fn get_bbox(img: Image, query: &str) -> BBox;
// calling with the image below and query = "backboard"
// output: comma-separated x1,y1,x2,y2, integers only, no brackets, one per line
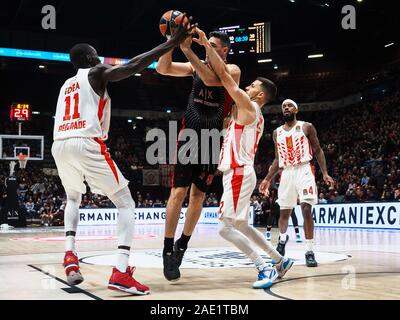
0,135,44,161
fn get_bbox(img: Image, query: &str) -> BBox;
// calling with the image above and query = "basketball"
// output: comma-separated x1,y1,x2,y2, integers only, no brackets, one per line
159,10,189,39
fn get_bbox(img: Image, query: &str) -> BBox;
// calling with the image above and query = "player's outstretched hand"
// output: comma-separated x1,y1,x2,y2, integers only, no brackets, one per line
323,174,335,188
259,178,271,197
192,27,208,46
170,14,197,46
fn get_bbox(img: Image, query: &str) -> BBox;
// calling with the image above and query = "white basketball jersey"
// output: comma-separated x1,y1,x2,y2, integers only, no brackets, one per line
276,120,313,169
53,68,111,141
218,102,264,172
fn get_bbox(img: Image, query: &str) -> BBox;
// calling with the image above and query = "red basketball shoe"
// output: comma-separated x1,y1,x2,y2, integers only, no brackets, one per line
108,266,150,295
63,251,84,285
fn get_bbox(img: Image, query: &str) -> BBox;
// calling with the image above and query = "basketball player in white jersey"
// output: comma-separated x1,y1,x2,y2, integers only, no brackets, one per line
259,99,335,267
52,16,194,294
193,28,293,288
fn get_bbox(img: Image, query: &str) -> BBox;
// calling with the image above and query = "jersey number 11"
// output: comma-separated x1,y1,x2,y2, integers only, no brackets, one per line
63,93,80,121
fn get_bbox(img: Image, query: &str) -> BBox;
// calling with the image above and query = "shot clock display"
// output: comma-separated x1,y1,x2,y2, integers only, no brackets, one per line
10,103,32,122
218,22,271,55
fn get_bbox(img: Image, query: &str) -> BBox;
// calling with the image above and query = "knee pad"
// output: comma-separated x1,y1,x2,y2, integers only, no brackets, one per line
108,187,135,209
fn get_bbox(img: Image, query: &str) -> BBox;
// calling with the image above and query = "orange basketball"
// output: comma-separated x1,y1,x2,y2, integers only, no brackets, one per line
159,10,189,39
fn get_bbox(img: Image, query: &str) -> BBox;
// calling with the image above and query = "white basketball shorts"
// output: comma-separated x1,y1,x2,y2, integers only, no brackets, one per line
52,137,129,196
219,165,256,221
277,162,318,210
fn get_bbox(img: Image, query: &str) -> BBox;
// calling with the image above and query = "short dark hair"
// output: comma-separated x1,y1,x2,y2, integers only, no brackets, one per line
208,31,231,50
257,77,277,103
69,43,93,69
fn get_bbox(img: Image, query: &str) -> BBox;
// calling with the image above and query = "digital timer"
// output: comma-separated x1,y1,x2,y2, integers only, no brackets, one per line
10,103,32,122
219,22,271,55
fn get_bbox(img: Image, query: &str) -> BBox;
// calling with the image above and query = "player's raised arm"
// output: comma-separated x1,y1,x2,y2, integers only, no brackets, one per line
156,50,194,77
194,28,252,113
180,30,240,87
95,15,195,83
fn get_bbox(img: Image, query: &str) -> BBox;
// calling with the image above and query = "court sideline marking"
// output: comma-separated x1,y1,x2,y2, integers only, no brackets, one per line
28,264,103,300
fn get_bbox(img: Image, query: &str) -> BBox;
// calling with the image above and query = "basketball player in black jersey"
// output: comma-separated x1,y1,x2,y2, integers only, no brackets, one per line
157,31,241,281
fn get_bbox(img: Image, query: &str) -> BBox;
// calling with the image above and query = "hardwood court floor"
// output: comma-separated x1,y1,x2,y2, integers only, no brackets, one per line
0,224,399,300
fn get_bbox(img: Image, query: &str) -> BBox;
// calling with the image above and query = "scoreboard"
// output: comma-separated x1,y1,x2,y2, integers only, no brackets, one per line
218,22,271,55
10,103,32,122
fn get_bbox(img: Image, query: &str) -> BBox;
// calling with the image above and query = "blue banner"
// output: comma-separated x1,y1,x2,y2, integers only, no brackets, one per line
0,47,157,69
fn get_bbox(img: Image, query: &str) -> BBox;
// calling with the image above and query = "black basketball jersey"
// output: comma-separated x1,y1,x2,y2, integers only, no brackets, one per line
182,64,233,132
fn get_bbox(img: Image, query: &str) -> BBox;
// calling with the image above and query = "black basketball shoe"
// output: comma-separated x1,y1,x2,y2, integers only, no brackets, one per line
174,240,187,268
276,235,289,257
163,251,180,282
305,251,318,267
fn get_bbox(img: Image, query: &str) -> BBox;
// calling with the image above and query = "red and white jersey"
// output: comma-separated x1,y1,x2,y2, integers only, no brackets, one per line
53,68,111,141
218,102,264,172
276,121,313,169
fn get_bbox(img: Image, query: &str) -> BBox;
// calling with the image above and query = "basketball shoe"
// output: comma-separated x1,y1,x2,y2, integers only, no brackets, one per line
253,265,279,289
265,231,271,241
63,251,84,285
305,251,318,267
276,235,289,256
275,257,294,279
163,251,180,282
173,240,187,267
295,233,303,243
108,266,150,295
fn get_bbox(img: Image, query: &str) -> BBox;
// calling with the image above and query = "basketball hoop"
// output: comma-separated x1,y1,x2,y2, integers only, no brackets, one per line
17,153,28,169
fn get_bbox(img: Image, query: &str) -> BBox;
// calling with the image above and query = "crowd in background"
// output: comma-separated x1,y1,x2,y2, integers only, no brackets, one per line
1,87,399,227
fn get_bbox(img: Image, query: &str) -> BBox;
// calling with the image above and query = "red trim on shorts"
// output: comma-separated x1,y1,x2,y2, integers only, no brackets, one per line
97,97,107,123
94,138,119,184
231,167,244,212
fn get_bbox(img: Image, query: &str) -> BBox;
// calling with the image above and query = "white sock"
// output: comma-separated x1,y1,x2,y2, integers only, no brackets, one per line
235,221,282,263
108,187,136,273
305,239,314,252
64,190,81,253
219,218,262,269
279,232,287,243
249,252,267,271
116,247,130,273
66,235,75,252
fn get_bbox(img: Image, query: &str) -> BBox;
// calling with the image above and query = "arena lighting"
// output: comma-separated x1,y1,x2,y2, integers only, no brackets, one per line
289,0,295,2
0,47,158,69
258,59,272,63
166,110,172,113
38,65,45,69
308,53,324,58
134,73,141,77
384,42,394,48
357,0,363,2
32,111,40,115
127,119,133,123
136,116,143,120
273,64,278,69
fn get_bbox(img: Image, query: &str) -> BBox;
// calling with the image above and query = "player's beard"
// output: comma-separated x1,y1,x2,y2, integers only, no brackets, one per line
283,113,295,122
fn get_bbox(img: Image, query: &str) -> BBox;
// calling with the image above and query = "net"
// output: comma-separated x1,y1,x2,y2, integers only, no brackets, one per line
17,153,28,169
